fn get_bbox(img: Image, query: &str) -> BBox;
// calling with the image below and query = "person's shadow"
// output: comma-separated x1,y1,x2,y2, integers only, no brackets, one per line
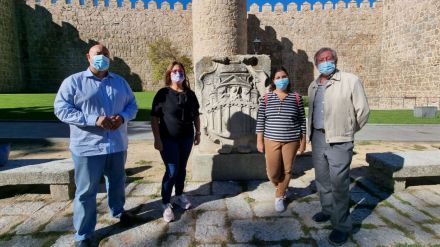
91,181,243,246
348,152,405,233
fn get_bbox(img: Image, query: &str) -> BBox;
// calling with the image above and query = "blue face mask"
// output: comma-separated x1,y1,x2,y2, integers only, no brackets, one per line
92,55,110,72
274,78,290,90
171,72,185,84
318,60,336,75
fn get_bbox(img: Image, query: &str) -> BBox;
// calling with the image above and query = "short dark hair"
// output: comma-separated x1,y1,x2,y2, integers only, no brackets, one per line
269,66,291,92
314,47,338,66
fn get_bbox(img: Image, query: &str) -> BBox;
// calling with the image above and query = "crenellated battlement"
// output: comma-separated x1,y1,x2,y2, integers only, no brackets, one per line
28,0,379,12
249,0,378,13
31,0,192,10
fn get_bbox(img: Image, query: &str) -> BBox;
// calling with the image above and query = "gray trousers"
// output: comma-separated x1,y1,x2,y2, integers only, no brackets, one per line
311,129,353,232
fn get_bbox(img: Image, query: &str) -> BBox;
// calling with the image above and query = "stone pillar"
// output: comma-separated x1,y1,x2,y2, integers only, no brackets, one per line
192,0,247,64
0,0,22,92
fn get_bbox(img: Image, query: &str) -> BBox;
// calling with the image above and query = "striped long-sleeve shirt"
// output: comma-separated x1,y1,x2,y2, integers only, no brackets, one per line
256,91,306,142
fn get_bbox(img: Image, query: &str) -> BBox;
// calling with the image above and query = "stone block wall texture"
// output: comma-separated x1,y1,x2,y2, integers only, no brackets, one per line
379,0,440,108
247,0,382,97
192,0,247,63
0,0,439,109
15,0,192,92
0,0,22,92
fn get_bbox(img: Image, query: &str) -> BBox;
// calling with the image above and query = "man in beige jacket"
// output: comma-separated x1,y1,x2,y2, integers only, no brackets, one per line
308,47,369,246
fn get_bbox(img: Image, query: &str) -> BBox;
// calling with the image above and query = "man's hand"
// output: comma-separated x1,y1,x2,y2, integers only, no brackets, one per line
154,139,163,151
194,133,201,145
257,140,264,153
96,116,114,130
110,115,124,130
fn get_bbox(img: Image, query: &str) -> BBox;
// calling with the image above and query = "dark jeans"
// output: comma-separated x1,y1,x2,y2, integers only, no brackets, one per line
160,136,194,204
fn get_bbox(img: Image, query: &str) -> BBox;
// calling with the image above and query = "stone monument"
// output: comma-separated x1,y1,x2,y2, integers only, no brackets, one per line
191,0,271,181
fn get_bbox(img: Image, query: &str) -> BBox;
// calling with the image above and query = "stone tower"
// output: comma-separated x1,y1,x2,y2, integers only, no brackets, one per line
192,0,248,64
0,0,22,92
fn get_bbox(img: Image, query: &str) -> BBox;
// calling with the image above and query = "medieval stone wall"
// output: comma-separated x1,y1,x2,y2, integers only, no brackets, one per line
247,0,382,96
16,0,192,92
1,0,440,109
0,0,22,92
378,0,440,108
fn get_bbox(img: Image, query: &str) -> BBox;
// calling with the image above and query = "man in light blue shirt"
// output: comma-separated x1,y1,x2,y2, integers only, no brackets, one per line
54,44,138,247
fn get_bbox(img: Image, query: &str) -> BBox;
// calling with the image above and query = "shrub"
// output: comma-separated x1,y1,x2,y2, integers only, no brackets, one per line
146,38,193,82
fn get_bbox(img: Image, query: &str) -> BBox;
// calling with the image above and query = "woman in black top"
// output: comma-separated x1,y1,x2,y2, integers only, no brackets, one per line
151,61,201,222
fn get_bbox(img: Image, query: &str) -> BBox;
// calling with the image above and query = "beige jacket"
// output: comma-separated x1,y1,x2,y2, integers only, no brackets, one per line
307,70,370,143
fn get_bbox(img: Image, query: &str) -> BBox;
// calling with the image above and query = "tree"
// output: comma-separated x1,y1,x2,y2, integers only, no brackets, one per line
146,38,193,83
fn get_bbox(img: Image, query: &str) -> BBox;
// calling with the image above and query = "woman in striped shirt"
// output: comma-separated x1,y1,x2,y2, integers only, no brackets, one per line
256,67,306,212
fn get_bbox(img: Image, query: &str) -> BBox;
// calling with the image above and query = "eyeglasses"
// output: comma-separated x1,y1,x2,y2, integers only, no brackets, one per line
171,70,184,73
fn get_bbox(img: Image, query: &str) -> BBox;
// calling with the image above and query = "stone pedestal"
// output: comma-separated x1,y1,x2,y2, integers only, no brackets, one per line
191,147,267,181
414,106,438,118
192,55,271,181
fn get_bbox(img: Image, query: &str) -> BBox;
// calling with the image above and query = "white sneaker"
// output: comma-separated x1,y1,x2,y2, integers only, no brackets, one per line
175,194,192,210
162,203,174,222
275,197,286,212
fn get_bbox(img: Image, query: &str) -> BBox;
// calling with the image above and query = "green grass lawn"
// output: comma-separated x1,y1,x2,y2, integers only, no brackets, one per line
0,93,439,124
0,92,155,121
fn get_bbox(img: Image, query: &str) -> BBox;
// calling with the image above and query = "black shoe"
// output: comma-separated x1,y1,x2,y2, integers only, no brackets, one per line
75,238,92,247
312,212,331,223
119,211,143,227
328,229,349,246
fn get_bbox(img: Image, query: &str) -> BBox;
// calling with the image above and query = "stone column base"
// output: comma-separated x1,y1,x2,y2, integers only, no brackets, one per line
191,149,267,181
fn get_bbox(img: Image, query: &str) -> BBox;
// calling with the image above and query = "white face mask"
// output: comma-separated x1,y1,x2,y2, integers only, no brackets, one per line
171,72,185,84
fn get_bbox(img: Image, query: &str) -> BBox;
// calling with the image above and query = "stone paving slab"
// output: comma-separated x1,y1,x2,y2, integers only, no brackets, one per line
0,215,26,235
290,200,328,229
161,235,192,247
225,194,253,219
410,189,440,206
375,206,438,244
15,201,70,235
51,234,75,247
104,221,166,247
350,207,386,226
384,195,432,222
352,227,415,247
0,235,49,247
253,201,293,218
212,181,242,195
0,201,46,216
129,183,160,197
190,195,227,211
0,180,440,246
184,182,211,196
310,229,357,247
167,211,195,234
246,181,274,202
231,218,304,242
43,216,74,232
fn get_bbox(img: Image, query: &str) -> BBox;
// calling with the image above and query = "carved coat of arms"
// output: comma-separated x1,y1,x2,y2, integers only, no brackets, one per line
195,55,270,154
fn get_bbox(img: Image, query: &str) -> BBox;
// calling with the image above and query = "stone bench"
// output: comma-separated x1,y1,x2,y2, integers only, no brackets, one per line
0,159,75,200
366,151,440,191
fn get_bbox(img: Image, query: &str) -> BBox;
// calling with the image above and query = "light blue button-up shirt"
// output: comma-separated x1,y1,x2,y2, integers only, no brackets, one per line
54,68,138,156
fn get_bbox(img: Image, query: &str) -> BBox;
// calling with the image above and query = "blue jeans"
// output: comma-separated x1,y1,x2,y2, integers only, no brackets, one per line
160,136,194,204
72,151,127,241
